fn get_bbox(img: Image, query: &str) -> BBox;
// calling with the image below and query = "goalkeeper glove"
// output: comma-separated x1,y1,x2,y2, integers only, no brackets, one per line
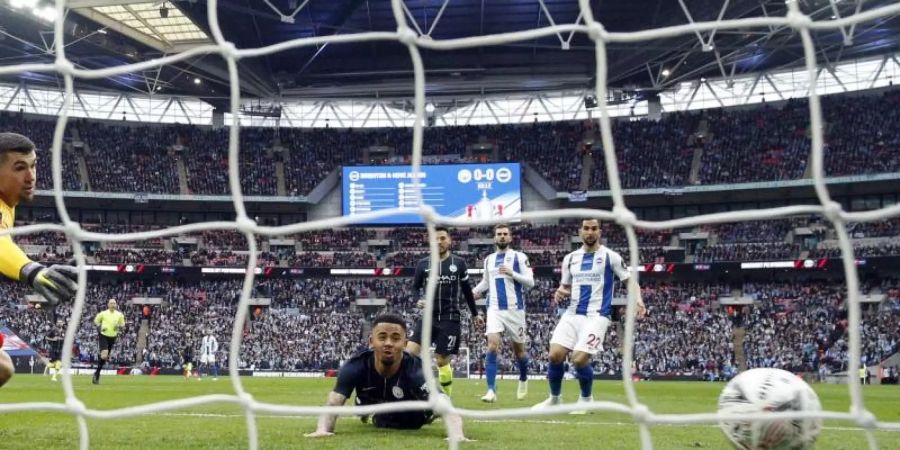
20,262,79,306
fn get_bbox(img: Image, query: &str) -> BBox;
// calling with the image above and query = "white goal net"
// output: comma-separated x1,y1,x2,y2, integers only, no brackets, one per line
1,1,900,449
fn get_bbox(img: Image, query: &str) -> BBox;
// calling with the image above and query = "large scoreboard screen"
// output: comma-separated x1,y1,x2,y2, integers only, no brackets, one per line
341,163,522,225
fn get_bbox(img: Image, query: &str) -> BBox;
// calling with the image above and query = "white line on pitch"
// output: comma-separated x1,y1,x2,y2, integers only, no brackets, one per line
149,413,898,432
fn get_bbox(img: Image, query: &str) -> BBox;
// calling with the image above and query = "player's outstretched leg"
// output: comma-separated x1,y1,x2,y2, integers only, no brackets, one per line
532,344,568,409
212,362,219,380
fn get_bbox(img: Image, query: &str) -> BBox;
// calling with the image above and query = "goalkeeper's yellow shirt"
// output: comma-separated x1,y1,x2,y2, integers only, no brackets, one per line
0,198,32,282
95,310,126,338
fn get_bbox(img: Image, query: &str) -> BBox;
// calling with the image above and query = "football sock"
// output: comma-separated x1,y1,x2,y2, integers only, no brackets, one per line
548,362,564,397
517,356,529,382
576,365,594,399
438,364,453,397
485,352,498,392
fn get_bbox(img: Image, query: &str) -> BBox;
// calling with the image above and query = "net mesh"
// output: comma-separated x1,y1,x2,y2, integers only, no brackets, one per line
1,0,899,449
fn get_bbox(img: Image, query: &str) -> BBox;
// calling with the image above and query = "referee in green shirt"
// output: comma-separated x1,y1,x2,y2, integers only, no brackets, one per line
93,299,125,385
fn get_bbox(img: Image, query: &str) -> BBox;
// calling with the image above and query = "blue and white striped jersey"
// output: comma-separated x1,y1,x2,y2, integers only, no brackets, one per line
201,335,218,356
560,246,630,317
473,250,534,311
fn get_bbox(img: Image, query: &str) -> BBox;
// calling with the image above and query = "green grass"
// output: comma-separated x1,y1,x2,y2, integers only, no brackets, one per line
1,375,898,449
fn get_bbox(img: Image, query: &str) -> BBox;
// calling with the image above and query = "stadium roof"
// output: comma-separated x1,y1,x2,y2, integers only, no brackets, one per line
78,1,210,49
0,0,899,108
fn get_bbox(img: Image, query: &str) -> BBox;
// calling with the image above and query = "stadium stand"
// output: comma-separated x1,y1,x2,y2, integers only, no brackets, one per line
1,278,895,378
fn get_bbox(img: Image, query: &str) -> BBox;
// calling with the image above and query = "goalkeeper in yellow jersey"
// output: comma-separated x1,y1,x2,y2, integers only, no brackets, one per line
0,132,78,388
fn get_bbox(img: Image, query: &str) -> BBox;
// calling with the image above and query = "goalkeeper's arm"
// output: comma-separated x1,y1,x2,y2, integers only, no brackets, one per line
0,235,77,305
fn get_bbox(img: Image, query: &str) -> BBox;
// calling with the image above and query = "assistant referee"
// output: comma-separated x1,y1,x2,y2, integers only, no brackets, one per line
93,299,125,385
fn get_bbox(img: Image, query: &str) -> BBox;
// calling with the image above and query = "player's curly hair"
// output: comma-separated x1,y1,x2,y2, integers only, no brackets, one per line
372,313,408,331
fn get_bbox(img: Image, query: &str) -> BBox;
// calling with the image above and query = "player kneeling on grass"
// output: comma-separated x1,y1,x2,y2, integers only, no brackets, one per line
305,313,469,441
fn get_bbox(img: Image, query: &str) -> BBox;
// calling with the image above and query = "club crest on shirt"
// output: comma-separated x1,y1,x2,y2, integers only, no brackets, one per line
448,264,458,273
392,386,405,399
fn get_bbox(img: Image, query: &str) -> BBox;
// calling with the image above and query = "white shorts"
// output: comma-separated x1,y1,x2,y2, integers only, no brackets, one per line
549,314,611,355
485,309,526,344
200,354,216,364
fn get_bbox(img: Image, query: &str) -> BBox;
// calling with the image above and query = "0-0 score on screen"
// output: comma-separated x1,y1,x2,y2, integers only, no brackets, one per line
457,167,512,187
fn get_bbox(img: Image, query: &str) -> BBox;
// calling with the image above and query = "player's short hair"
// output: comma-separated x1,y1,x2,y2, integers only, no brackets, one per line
372,313,408,332
0,132,36,163
434,226,450,236
494,223,510,232
581,218,601,227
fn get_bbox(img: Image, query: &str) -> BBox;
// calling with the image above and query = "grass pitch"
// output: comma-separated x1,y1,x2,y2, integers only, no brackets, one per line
0,375,898,449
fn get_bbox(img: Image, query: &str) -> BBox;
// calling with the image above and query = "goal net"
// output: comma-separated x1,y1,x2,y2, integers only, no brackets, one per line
1,1,899,449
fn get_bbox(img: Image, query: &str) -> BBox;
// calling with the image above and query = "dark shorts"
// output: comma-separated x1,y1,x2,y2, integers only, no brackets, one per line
372,410,435,430
409,319,461,356
99,334,116,354
49,351,61,362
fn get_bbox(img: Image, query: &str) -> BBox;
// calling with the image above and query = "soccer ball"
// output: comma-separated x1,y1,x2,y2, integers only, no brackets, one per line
718,368,822,450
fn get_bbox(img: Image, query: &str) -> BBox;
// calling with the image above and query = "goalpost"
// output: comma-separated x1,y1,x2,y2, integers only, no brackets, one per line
1,1,899,449
459,346,470,380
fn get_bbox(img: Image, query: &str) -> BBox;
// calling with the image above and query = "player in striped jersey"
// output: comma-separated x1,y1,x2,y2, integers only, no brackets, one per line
472,224,534,403
199,331,219,380
533,218,645,413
